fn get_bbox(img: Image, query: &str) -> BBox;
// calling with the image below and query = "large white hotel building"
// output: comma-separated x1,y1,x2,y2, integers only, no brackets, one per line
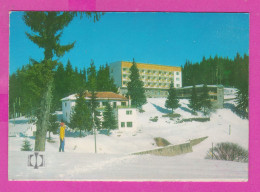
109,61,182,97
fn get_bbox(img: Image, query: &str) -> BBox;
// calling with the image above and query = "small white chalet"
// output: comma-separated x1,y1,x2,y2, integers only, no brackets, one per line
61,91,131,124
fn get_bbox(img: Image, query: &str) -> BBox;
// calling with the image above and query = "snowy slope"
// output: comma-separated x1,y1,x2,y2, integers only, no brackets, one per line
8,94,249,180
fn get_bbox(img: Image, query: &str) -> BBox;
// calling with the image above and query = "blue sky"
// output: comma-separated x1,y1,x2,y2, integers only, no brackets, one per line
10,12,249,74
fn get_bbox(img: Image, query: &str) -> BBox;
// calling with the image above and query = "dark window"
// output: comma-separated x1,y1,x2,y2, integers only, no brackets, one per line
121,122,125,128
121,102,126,106
113,102,117,108
126,110,132,115
127,122,132,127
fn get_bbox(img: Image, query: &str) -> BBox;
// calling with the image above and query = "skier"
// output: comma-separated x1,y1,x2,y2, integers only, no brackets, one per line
59,122,66,152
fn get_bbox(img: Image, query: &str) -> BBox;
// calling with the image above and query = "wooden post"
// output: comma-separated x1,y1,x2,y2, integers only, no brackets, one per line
212,142,214,159
13,102,15,126
92,113,97,154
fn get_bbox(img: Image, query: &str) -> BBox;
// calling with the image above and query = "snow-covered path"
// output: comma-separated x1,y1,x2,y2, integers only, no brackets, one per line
9,151,247,181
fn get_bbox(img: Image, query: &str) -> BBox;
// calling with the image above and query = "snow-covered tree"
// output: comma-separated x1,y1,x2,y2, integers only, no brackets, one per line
127,58,146,108
165,82,180,113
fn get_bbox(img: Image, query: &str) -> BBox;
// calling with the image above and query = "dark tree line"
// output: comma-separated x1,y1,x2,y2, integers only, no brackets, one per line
183,53,249,114
182,53,248,88
9,60,118,118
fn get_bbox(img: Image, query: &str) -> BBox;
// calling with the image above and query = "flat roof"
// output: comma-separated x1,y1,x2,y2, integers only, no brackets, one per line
120,61,182,72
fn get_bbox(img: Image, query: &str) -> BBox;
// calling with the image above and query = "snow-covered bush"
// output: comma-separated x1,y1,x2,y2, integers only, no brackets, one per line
21,139,33,151
205,142,248,163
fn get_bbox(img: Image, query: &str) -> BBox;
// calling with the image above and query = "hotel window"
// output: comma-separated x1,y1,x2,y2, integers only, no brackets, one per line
121,102,126,106
177,84,180,87
123,68,127,71
176,77,180,81
121,122,125,128
65,102,67,107
176,72,179,75
127,122,133,127
126,110,132,115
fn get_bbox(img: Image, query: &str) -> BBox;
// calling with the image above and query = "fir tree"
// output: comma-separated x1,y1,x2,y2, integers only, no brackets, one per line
21,139,33,151
87,60,101,129
70,90,91,137
23,12,75,151
199,84,212,115
102,102,118,134
189,84,199,112
23,12,101,151
48,113,59,139
165,81,180,113
127,58,146,108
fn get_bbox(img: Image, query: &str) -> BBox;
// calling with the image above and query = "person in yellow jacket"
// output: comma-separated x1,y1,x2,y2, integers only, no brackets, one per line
59,122,66,152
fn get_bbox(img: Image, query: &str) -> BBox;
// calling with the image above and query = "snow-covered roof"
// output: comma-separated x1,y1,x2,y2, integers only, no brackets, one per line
61,91,128,101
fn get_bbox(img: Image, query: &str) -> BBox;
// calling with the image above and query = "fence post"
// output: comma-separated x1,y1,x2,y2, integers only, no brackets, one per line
212,142,214,159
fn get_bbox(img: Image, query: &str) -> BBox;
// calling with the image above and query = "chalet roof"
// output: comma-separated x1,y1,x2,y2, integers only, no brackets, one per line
61,91,128,101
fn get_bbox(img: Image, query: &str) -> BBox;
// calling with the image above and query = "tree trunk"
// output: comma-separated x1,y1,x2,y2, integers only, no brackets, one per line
35,79,53,151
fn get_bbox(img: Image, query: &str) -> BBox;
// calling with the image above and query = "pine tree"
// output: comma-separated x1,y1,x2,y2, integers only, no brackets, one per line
127,58,146,108
70,90,91,137
23,12,101,151
48,113,59,139
23,12,75,151
87,60,101,129
21,139,33,151
189,84,199,112
96,64,118,92
235,54,249,117
102,102,118,134
199,84,212,115
165,81,180,113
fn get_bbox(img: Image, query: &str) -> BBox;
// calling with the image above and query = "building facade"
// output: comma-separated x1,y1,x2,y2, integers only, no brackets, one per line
61,91,130,123
117,108,138,132
175,85,224,109
109,61,182,98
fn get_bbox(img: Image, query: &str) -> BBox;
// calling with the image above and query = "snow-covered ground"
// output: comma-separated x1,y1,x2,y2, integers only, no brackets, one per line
8,88,249,181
